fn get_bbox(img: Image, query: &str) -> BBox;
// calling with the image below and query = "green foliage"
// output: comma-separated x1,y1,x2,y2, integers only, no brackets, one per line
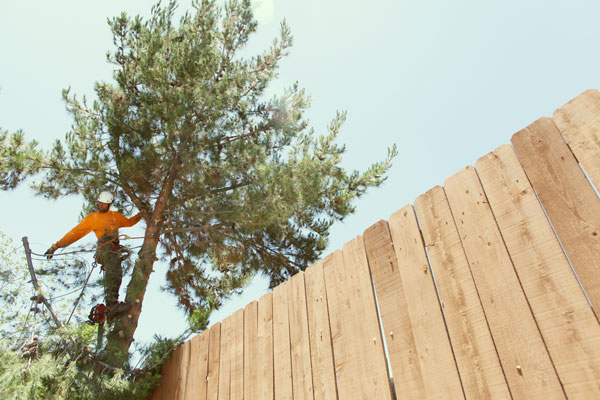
1,0,397,375
0,334,169,400
0,232,31,340
0,232,171,399
0,129,44,190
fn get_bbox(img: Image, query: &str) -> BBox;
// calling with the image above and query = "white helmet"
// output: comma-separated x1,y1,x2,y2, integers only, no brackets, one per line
97,191,114,204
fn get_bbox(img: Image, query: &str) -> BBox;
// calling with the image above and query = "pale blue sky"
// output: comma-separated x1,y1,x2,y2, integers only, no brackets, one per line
1,0,600,349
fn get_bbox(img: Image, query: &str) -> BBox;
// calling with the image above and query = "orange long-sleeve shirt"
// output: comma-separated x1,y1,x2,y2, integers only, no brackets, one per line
54,211,142,249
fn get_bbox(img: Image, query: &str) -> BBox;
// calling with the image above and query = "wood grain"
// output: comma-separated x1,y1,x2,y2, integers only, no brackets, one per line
387,207,465,399
477,143,600,398
363,219,427,399
324,238,392,400
444,165,565,399
288,272,315,400
257,292,274,400
206,323,221,400
553,89,600,191
304,261,337,400
512,117,600,318
244,301,259,400
415,186,511,399
183,330,210,400
273,279,293,400
217,315,233,400
230,309,244,400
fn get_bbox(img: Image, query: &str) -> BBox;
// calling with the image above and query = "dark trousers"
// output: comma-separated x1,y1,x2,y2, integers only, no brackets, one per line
95,234,123,311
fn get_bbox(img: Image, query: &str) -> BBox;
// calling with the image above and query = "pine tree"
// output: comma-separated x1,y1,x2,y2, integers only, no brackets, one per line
2,0,396,363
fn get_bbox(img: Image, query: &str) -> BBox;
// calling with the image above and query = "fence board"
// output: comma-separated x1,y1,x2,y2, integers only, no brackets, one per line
218,315,233,400
444,166,565,399
273,279,294,400
230,309,244,400
288,272,315,400
414,186,511,399
206,323,221,400
244,301,259,400
183,330,210,400
512,117,600,318
257,292,274,400
476,143,600,397
176,341,192,399
304,261,337,400
324,240,392,400
388,207,465,399
151,342,187,400
553,89,600,191
363,220,427,399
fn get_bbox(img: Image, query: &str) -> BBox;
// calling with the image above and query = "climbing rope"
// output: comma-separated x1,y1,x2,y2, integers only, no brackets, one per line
66,260,98,325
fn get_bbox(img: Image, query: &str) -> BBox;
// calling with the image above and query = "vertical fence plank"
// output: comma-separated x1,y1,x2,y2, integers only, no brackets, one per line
388,208,465,399
414,186,511,399
553,89,600,190
512,117,600,318
218,316,233,400
304,261,337,400
257,292,274,400
444,166,565,399
288,272,315,400
230,309,244,400
273,279,294,400
152,342,186,400
183,330,210,400
176,341,192,399
476,144,600,397
363,220,427,399
324,239,392,400
244,301,259,400
206,323,221,400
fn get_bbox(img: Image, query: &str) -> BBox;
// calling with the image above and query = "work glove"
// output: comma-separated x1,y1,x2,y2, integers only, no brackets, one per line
44,244,57,260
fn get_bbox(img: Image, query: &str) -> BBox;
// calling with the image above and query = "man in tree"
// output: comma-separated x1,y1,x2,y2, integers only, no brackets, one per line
44,191,142,320
2,0,397,364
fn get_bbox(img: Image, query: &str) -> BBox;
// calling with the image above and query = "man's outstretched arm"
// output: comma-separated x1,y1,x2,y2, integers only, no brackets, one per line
45,216,94,259
117,212,142,228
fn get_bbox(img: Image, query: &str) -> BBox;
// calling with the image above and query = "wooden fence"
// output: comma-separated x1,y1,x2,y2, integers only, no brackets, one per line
149,89,600,399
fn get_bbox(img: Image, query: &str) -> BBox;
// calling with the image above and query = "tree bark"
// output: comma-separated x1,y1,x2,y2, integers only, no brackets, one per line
104,166,178,362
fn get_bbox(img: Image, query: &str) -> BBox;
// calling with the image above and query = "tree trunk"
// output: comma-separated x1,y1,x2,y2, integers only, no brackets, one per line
104,223,161,362
104,168,178,363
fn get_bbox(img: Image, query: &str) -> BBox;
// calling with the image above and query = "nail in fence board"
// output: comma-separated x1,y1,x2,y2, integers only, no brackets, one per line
388,207,465,398
363,220,427,399
257,292,274,399
415,186,511,399
273,279,294,400
206,323,221,400
244,301,259,400
553,89,600,191
304,261,338,400
184,330,210,400
444,166,565,399
323,238,392,400
476,144,600,397
512,117,600,318
288,272,315,400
